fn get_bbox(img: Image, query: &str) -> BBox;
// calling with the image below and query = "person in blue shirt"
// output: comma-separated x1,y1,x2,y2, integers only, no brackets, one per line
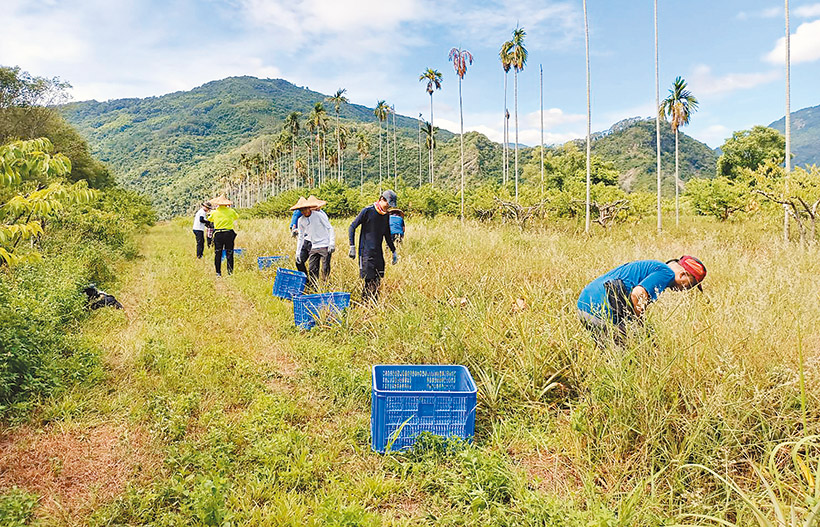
577,256,706,346
389,208,405,244
290,209,302,236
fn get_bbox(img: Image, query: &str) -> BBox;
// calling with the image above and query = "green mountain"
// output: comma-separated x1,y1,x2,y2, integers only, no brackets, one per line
587,117,719,194
60,76,719,216
769,104,820,167
60,76,448,215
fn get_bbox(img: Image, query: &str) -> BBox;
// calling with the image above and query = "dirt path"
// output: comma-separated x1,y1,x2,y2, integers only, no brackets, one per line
0,224,306,524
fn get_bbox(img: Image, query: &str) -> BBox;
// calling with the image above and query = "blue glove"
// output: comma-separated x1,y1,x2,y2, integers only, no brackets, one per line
392,251,398,265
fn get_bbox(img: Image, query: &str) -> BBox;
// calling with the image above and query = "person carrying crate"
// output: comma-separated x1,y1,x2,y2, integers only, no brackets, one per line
348,190,398,301
291,195,335,289
577,256,706,347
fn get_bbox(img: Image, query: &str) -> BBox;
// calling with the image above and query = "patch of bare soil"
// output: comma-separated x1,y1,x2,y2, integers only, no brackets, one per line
0,423,159,520
512,449,582,497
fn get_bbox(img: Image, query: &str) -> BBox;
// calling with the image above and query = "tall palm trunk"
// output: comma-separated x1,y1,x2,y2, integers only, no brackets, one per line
429,92,435,187
378,120,383,192
540,64,544,199
386,115,391,189
654,0,662,233
292,137,296,189
393,109,398,189
459,76,465,222
418,117,422,186
503,71,508,185
675,128,680,226
360,153,364,195
514,68,519,201
784,0,791,242
584,0,591,233
336,112,341,182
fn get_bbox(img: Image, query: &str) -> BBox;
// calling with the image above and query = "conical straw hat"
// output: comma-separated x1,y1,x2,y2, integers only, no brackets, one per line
210,195,233,206
304,195,327,209
289,196,310,211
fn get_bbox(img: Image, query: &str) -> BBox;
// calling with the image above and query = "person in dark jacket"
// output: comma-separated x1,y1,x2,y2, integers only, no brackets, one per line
348,190,398,301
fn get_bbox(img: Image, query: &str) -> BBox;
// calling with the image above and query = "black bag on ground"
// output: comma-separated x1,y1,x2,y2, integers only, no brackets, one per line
83,284,123,310
604,279,634,326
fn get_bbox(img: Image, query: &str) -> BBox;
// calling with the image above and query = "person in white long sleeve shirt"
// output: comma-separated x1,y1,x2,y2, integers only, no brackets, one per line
291,195,335,289
192,202,212,259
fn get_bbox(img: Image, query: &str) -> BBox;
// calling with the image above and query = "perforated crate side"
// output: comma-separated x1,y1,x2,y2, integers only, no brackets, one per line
293,292,351,329
272,268,307,299
371,365,477,452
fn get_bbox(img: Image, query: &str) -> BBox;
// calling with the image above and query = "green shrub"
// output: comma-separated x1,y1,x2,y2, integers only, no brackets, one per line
0,487,38,527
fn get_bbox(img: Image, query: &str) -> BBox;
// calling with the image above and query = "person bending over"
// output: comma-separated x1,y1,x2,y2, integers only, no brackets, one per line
577,255,706,346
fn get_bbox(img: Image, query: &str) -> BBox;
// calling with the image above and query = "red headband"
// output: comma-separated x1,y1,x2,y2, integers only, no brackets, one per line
679,255,706,283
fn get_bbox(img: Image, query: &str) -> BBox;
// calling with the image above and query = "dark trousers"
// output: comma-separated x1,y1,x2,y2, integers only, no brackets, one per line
307,247,331,289
295,240,310,275
213,230,236,275
194,230,205,258
363,276,381,302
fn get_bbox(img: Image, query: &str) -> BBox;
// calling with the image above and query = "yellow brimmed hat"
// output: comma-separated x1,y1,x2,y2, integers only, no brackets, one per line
210,195,233,206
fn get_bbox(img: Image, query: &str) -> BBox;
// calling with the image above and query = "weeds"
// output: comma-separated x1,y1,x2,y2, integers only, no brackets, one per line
9,214,819,525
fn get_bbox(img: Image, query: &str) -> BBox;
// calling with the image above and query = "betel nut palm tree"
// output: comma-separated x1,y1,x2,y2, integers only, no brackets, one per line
499,40,513,186
326,88,348,182
356,130,371,194
449,47,473,223
659,76,698,227
421,120,436,181
374,100,389,191
419,68,442,187
509,27,527,201
284,111,301,188
654,0,662,232
583,0,592,233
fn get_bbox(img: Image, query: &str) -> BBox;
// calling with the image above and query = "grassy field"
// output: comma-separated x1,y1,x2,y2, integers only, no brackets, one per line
2,215,819,526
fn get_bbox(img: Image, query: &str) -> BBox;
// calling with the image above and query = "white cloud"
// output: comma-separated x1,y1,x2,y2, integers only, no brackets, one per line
523,108,585,128
691,124,731,148
795,3,820,17
737,6,781,20
765,19,820,63
688,64,779,96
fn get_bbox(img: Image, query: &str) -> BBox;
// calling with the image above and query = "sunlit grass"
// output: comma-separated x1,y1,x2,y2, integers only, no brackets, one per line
23,214,820,525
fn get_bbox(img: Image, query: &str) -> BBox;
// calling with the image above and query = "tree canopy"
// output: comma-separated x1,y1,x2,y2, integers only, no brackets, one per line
716,125,786,180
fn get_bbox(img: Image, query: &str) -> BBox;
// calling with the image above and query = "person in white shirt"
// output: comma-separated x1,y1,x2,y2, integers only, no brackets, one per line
192,202,212,259
290,195,335,289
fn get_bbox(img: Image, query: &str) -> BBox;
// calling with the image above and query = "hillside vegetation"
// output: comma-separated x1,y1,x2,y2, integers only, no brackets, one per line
770,103,820,167
589,118,719,193
60,77,717,217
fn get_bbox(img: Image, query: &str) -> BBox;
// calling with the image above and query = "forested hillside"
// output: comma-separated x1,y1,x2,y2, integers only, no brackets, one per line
588,118,719,193
769,104,820,167
61,76,719,217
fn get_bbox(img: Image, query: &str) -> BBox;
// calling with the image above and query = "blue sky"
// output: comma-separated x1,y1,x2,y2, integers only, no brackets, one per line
2,0,819,148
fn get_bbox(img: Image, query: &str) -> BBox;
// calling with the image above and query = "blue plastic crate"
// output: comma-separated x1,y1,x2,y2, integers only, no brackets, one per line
258,255,288,270
371,365,477,452
221,247,244,259
272,268,307,299
293,292,350,330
